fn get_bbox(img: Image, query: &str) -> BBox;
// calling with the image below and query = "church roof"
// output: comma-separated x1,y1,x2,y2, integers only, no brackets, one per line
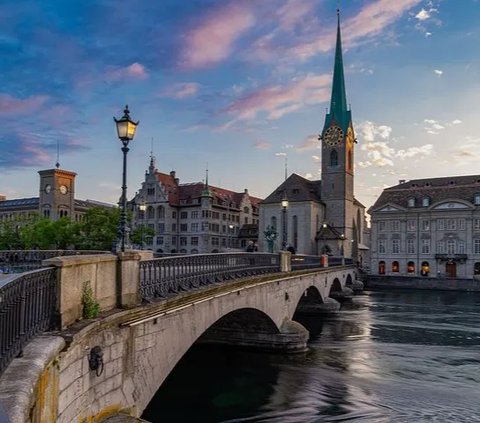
262,173,323,204
369,174,480,212
315,223,344,240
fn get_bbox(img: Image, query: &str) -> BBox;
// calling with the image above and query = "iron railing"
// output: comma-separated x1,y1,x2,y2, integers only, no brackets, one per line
291,254,325,271
0,250,109,274
0,268,57,376
140,252,281,299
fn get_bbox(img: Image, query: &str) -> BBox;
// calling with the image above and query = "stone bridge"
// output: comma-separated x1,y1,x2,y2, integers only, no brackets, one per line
0,252,358,423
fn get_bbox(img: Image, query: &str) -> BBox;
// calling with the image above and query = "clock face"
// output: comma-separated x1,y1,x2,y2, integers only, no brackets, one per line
59,185,68,194
324,125,344,146
44,184,51,194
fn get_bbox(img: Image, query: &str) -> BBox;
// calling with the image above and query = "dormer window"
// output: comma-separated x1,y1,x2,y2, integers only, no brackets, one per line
475,193,480,205
422,197,430,207
408,198,415,207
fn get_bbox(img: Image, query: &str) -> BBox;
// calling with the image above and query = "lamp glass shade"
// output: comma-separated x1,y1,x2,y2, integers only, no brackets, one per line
139,204,146,212
281,199,289,208
116,119,138,141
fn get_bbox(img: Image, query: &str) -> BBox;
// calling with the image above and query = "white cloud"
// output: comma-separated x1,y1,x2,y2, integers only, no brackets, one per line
415,8,431,21
357,120,434,168
452,119,462,125
253,139,271,150
297,134,319,151
434,69,443,75
275,152,287,157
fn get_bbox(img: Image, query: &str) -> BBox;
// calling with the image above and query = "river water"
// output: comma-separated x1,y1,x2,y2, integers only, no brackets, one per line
142,290,480,422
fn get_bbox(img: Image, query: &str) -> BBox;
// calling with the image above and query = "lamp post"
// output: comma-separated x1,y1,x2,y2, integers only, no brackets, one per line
114,105,139,253
139,203,146,250
281,194,289,250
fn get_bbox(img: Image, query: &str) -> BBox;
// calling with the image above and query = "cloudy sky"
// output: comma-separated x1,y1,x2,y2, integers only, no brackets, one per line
1,0,479,211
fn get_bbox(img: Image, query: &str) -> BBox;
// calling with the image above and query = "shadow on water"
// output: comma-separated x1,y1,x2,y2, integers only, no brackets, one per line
142,290,480,423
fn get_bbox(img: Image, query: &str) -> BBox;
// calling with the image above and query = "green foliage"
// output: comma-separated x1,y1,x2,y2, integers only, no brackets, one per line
82,281,100,319
73,207,120,250
130,225,155,247
0,206,120,251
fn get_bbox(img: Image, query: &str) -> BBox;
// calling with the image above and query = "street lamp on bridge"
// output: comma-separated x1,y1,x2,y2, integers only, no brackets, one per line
281,193,289,250
114,105,139,253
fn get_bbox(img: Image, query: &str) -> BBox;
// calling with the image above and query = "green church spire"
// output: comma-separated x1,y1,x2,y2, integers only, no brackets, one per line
330,10,348,119
322,9,351,134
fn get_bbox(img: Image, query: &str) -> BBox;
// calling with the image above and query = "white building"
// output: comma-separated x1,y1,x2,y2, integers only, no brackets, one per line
369,175,480,279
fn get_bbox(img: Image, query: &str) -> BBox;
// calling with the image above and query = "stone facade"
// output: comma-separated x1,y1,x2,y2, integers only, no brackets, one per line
0,167,113,224
369,175,480,279
130,157,262,254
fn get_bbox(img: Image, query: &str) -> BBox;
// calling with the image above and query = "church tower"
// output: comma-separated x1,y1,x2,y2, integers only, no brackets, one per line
320,10,356,245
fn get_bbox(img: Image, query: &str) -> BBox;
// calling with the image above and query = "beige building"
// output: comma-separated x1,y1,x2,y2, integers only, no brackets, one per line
131,156,262,254
0,166,111,223
259,12,369,262
369,175,480,279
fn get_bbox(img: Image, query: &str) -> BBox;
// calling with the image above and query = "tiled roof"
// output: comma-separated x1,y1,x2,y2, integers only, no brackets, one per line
315,223,344,240
157,171,263,209
369,174,480,212
262,173,323,204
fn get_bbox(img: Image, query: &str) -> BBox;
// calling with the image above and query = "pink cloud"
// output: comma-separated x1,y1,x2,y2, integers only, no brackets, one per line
224,74,330,121
180,2,255,69
253,0,421,62
0,94,49,116
160,82,200,99
106,62,148,82
344,0,422,43
276,0,318,31
253,139,271,150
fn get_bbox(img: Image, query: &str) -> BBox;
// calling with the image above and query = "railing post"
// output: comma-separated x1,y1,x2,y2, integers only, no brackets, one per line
279,251,291,272
118,250,153,307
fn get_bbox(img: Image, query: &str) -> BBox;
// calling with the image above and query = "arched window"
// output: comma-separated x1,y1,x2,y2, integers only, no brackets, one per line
271,216,277,230
392,261,400,272
422,197,430,207
147,206,155,219
407,261,415,273
157,206,165,219
330,150,338,167
379,261,386,275
191,249,199,254
474,262,480,275
421,261,430,276
408,198,415,207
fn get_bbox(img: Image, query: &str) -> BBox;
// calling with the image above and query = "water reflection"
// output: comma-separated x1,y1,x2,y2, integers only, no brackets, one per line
142,290,480,422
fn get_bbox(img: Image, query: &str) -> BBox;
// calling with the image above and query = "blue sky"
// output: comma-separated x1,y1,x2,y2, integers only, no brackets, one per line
1,0,479,210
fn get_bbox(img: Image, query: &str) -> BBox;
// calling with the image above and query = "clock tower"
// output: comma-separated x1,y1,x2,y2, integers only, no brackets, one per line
38,167,76,220
320,10,356,246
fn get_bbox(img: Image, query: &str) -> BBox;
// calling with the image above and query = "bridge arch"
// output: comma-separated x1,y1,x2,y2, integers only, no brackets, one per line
345,274,353,286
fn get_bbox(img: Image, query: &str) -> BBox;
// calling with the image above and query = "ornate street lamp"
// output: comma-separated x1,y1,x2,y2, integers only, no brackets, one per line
281,193,289,250
114,105,139,253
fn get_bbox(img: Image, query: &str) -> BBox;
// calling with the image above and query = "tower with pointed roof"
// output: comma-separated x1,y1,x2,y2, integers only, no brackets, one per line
320,9,356,253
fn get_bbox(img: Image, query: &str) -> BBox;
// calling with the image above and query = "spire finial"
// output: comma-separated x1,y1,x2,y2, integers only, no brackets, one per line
284,156,288,181
55,140,60,168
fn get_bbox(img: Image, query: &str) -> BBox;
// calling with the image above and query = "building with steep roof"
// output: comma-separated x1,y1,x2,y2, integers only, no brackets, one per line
369,175,480,279
130,155,262,253
258,11,368,261
0,166,113,224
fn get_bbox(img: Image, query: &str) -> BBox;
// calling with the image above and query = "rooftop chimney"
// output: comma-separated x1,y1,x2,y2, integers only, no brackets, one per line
170,171,176,178
399,179,406,184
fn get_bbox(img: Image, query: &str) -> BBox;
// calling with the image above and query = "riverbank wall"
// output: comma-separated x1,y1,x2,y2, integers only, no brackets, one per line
366,275,480,292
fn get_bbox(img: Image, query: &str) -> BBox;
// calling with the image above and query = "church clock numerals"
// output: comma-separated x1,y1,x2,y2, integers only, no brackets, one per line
323,125,344,147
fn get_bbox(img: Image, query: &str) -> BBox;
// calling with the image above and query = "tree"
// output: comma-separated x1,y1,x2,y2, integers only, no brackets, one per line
131,225,155,249
73,207,120,251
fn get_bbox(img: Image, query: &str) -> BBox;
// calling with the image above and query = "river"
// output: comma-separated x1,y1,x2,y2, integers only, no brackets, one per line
142,290,480,422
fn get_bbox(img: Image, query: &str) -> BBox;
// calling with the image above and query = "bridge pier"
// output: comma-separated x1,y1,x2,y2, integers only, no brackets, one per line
198,317,309,353
296,296,341,314
330,286,354,302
